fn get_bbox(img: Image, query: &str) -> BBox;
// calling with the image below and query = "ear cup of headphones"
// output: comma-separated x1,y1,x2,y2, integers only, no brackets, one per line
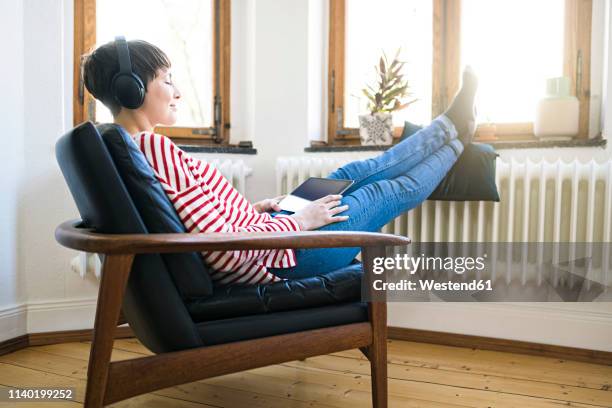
111,72,145,109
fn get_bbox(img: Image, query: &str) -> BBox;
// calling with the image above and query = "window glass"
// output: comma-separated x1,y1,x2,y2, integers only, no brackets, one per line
95,0,213,127
461,0,565,124
344,0,433,127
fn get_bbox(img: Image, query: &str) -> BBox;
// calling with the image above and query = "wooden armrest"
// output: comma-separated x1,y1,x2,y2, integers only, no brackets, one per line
55,219,411,255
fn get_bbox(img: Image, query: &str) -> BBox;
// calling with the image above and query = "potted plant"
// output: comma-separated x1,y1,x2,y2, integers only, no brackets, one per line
359,49,416,146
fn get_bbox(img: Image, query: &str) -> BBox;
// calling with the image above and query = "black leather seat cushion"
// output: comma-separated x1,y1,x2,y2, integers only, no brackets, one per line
196,302,368,346
187,262,363,322
97,123,214,300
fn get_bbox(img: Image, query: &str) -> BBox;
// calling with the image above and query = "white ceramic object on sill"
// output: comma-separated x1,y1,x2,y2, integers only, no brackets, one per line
534,77,579,138
359,112,393,145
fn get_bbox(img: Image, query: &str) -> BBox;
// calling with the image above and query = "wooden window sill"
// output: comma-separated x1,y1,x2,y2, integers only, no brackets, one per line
305,137,606,152
481,137,606,150
177,144,257,154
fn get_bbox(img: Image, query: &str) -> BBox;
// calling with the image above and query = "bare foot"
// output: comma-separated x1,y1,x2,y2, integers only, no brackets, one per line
445,66,478,145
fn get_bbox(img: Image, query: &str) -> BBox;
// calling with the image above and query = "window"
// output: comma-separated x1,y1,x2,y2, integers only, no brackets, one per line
327,0,593,146
73,0,231,145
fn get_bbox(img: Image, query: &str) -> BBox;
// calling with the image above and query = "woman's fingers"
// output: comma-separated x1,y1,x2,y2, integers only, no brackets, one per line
292,194,348,229
330,204,349,215
272,196,285,211
325,200,342,209
329,215,349,223
327,204,349,223
317,194,342,203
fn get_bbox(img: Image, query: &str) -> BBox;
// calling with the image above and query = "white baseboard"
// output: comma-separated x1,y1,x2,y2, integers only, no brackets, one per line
0,298,96,342
389,302,612,352
0,304,27,342
26,298,96,333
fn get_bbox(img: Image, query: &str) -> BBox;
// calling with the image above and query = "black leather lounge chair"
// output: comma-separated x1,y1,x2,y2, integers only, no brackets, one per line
54,121,410,407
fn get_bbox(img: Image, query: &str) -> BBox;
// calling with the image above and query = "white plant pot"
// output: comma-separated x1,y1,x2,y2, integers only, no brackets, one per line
359,113,393,146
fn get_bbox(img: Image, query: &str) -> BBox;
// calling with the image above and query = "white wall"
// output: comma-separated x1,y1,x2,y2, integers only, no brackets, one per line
0,0,26,339
0,0,610,351
307,0,328,143
21,0,101,333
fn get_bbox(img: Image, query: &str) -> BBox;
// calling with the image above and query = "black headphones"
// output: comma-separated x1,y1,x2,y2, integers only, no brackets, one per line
110,36,145,109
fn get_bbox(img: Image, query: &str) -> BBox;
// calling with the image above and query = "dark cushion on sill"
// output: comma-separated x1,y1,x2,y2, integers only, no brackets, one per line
187,262,363,322
430,142,500,201
401,121,500,202
97,123,214,300
196,302,368,346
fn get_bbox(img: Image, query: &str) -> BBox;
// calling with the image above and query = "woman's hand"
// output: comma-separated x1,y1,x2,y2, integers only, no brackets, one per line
253,195,286,213
290,194,349,231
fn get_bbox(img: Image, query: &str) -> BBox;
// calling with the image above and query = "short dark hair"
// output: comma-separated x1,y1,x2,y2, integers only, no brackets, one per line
82,39,171,116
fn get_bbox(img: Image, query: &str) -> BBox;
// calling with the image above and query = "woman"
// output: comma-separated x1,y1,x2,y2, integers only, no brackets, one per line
83,39,477,286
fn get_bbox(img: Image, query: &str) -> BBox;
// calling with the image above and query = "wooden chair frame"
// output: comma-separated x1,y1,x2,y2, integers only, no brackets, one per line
55,219,411,407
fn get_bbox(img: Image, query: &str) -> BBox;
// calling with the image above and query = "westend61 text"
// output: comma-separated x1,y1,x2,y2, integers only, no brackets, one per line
372,279,493,291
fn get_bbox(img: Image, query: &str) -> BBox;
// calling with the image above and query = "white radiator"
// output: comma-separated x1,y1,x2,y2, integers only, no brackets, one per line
276,156,612,243
277,156,612,292
72,159,252,279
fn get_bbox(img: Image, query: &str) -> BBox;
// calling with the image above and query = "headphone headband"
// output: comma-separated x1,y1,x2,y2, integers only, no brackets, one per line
114,36,132,75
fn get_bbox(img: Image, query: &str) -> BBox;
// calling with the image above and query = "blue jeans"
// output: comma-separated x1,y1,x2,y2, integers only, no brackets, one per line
269,115,463,279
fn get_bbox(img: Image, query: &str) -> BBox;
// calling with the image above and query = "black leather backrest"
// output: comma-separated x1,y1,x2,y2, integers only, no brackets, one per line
97,123,214,300
55,122,203,352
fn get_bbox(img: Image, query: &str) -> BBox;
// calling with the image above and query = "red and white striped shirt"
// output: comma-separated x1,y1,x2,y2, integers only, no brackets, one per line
132,132,299,285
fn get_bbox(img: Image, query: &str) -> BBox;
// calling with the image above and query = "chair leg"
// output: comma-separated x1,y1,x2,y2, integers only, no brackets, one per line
369,302,388,408
361,245,389,408
84,254,133,408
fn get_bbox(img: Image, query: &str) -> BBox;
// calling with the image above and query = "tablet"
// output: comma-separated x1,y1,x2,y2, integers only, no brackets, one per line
278,177,354,212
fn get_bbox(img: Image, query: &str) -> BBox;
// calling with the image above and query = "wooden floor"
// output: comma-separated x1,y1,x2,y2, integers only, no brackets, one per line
0,337,611,407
